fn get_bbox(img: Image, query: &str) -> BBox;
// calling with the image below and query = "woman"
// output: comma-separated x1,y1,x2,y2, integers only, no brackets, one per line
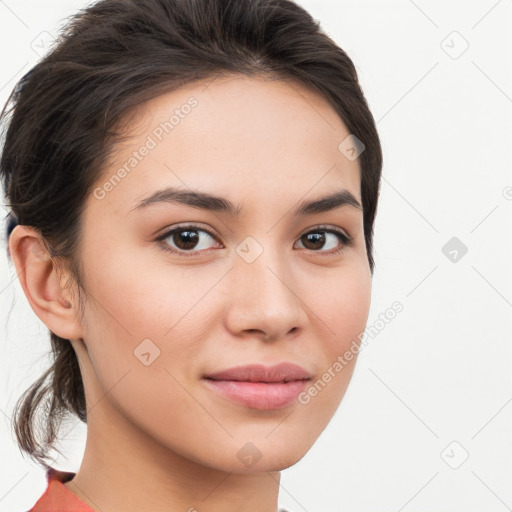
2,0,382,510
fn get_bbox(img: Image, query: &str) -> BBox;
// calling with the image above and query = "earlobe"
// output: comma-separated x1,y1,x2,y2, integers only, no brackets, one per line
8,225,83,341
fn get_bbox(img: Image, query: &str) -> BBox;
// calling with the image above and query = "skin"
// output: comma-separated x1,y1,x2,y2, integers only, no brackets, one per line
10,74,372,512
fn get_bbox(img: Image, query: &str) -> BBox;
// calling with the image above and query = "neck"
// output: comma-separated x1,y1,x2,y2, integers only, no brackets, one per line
64,402,282,512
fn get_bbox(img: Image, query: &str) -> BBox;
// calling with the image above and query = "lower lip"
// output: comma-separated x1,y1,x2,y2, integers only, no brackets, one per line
202,378,310,410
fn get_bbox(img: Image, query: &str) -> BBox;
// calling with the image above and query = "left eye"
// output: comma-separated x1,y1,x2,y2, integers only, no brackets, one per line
296,227,352,253
156,224,353,256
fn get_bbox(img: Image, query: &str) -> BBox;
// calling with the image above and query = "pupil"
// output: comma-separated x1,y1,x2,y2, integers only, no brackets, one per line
304,232,324,249
176,229,198,249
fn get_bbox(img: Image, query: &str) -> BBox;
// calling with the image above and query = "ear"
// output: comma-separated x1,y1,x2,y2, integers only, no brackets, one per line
8,225,84,341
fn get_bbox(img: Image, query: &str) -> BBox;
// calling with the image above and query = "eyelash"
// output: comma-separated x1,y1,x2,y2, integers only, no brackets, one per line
155,223,354,258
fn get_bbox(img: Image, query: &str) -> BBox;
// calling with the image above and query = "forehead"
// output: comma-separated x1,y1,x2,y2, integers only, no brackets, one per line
88,74,362,219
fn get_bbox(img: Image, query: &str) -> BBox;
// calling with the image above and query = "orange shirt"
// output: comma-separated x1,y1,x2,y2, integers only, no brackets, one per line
28,466,293,512
28,467,94,512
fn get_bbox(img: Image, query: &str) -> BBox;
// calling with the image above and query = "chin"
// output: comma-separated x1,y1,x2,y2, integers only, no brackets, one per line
214,452,308,475
213,435,315,474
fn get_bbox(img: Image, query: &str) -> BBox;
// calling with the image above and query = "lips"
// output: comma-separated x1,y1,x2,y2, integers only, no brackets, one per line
202,363,312,410
203,363,312,383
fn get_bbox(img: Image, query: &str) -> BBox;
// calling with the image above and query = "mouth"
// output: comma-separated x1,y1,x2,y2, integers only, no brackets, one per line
203,362,312,382
202,363,312,410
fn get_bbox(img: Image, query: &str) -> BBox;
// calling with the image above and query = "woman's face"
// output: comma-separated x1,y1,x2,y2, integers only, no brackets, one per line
70,74,372,473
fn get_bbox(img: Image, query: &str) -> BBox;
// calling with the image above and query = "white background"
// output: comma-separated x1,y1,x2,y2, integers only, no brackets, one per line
0,1,511,511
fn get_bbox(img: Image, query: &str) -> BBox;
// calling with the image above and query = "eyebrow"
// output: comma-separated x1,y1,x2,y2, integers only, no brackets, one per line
130,186,362,216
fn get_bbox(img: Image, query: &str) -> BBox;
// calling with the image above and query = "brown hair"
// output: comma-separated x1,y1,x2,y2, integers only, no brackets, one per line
0,0,382,469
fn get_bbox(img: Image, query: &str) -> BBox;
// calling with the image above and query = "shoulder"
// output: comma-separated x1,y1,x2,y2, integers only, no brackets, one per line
27,467,94,512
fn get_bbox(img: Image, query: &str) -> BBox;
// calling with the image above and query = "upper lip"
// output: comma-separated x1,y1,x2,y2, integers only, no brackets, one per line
203,363,312,383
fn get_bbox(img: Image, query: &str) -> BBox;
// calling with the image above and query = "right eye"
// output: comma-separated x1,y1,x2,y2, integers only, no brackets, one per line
155,224,221,256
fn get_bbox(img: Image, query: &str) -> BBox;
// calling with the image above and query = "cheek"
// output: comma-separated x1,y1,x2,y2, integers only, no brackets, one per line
295,270,371,431
79,245,218,390
82,238,192,336
78,252,209,425
310,264,372,352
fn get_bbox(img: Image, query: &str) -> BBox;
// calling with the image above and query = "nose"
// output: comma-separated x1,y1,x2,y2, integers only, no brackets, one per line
223,243,308,342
